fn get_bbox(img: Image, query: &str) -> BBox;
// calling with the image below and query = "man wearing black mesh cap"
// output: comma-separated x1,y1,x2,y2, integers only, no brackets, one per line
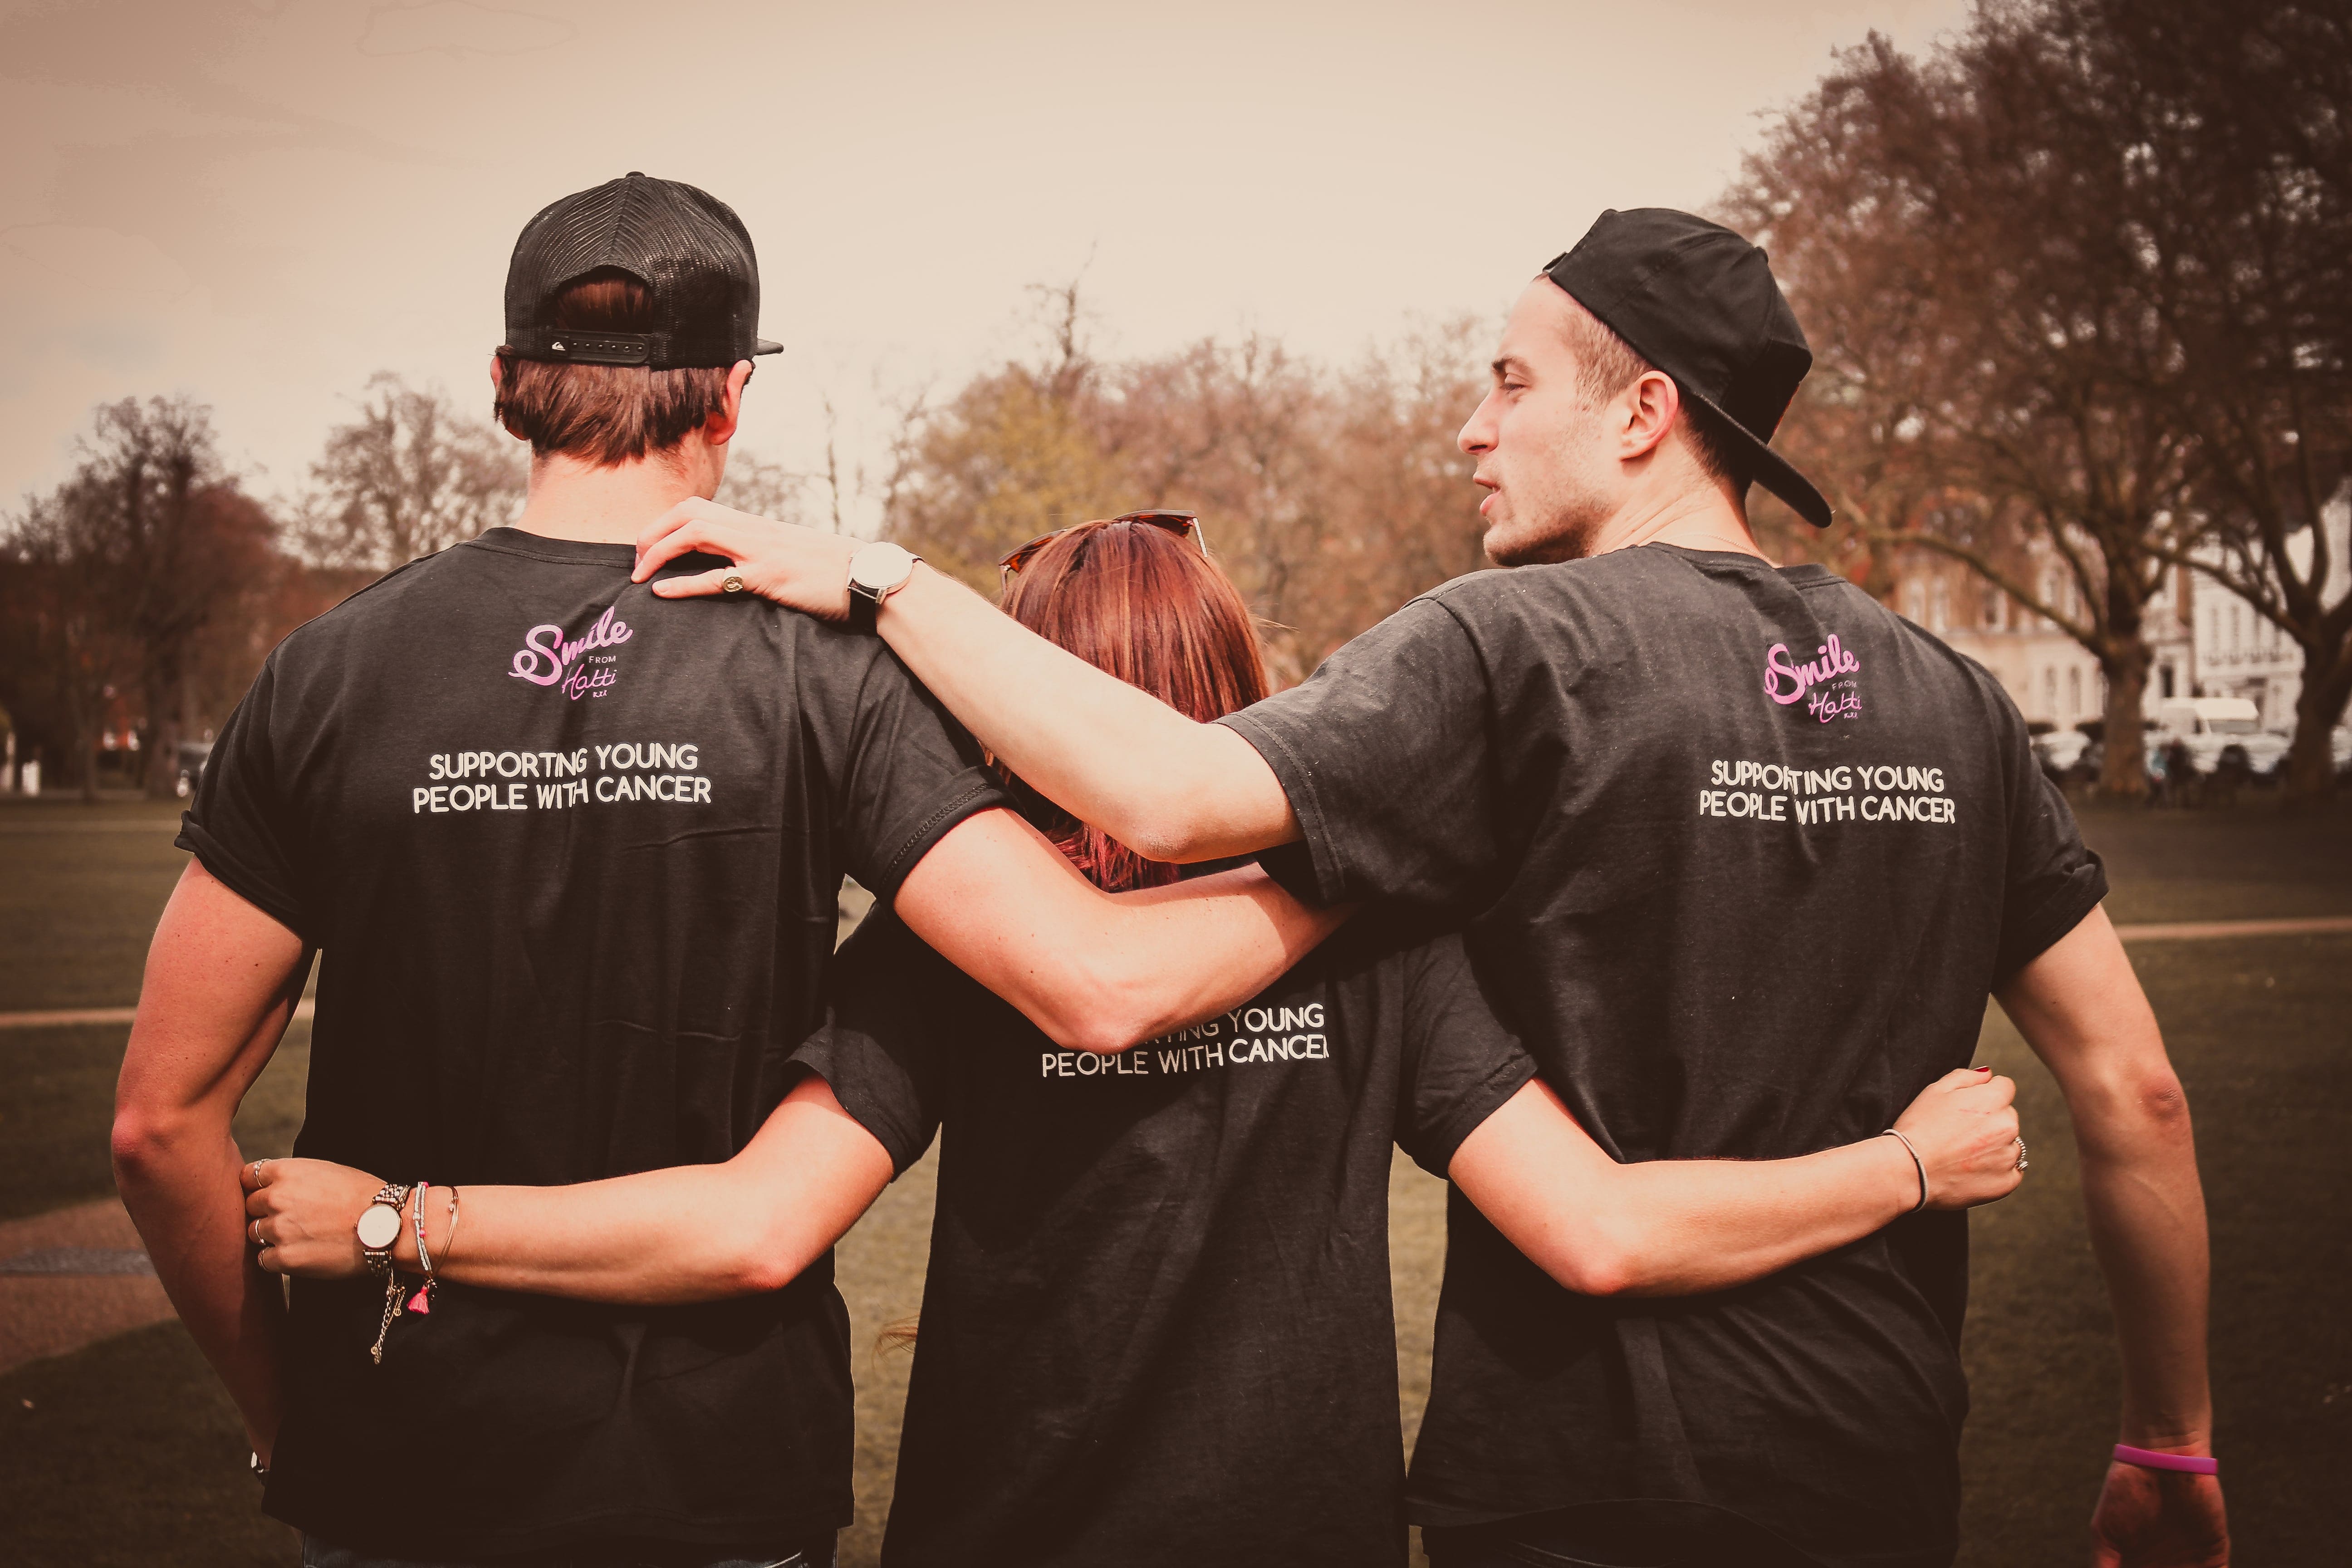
112,173,1336,1567
639,208,2226,1567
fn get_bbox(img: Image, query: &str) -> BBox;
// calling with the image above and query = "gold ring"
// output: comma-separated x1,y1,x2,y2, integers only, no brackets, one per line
721,575,746,594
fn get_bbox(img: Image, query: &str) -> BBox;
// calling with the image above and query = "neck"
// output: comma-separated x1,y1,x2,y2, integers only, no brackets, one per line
1587,478,1770,563
511,448,714,547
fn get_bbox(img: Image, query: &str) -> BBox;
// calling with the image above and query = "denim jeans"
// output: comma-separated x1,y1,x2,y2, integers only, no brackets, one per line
301,1538,833,1568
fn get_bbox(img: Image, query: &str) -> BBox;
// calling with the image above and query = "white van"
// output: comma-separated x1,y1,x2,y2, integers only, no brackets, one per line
2149,697,2288,776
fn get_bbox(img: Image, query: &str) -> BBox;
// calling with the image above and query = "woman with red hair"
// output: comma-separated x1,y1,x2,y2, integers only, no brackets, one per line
246,511,2024,1568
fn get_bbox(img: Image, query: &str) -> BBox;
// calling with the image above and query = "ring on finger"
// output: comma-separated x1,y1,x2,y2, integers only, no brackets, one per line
2014,1136,2029,1173
249,1219,265,1246
721,575,746,594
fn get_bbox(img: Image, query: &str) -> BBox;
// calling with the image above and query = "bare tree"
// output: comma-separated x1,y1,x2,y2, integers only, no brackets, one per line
714,449,808,526
1730,18,2215,797
302,373,524,570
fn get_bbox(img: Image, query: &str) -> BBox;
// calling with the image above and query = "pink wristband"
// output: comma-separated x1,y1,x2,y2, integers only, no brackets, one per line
2113,1443,2218,1475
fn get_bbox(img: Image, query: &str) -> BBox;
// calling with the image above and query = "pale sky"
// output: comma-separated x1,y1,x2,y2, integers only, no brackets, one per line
1,0,1968,533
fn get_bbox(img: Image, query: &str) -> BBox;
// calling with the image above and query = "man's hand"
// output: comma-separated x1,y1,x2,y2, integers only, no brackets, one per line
2090,1461,2228,1568
632,499,856,616
244,1158,386,1279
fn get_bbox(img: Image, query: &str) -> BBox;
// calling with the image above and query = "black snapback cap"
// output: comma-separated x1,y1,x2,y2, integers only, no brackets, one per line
502,172,783,369
1544,209,1831,528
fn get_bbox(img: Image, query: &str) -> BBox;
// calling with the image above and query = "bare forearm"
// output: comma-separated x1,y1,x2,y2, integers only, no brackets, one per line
1999,906,2215,1451
898,813,1348,1054
1452,1083,1917,1297
397,1168,802,1305
113,861,306,1458
358,1083,892,1307
2078,1109,2213,1446
880,566,1294,862
114,1118,286,1452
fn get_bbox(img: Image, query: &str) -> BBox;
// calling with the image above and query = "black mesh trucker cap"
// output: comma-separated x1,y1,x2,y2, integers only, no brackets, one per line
501,172,782,369
1544,209,1831,528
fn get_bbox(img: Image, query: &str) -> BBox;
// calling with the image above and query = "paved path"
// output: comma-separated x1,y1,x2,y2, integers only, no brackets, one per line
2111,914,2352,942
0,1198,174,1375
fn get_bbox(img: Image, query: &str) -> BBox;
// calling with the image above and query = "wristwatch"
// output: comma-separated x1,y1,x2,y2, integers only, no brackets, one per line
846,542,921,634
357,1183,412,1278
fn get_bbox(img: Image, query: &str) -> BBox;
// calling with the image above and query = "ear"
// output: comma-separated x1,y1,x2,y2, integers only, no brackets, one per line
1617,370,1680,462
489,352,505,397
705,361,754,448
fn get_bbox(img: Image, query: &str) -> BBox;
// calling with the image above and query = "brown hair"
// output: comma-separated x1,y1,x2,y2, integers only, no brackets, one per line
998,518,1269,892
493,269,735,466
1556,294,1757,493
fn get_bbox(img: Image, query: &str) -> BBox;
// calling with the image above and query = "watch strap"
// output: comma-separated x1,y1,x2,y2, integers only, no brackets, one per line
847,582,880,635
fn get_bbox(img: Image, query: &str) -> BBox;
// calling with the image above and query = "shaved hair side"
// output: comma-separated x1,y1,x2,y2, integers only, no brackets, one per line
1551,289,1757,495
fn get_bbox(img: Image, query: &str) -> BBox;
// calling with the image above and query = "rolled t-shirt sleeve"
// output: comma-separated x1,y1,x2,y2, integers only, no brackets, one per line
1218,596,1500,911
822,634,1009,907
791,913,953,1177
1394,931,1539,1179
175,656,312,940
1993,708,2110,981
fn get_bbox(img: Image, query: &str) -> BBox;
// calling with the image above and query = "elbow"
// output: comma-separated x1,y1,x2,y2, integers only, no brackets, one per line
728,1252,807,1298
109,1106,190,1188
1038,951,1161,1056
1534,1216,1647,1299
1555,1243,1642,1300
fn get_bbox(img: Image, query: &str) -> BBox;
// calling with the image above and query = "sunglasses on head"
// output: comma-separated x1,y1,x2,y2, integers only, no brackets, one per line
999,509,1209,578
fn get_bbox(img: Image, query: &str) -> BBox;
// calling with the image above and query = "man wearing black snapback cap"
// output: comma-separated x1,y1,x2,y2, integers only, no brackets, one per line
113,172,1337,1568
638,207,2225,1567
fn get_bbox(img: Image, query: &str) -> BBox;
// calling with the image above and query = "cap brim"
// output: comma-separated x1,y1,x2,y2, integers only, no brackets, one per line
1684,386,1832,529
753,338,784,357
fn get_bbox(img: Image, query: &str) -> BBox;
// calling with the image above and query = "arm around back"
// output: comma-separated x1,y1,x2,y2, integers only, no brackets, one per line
630,502,1300,863
1449,1067,2026,1298
246,1073,893,1304
892,807,1348,1054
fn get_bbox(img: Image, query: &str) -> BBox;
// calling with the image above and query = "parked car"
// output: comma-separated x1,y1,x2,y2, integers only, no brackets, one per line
2146,698,2289,778
2029,721,2094,780
174,739,212,799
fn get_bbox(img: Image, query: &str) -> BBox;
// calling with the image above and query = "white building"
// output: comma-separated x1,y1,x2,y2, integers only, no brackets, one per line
2186,490,2351,731
1890,547,2112,729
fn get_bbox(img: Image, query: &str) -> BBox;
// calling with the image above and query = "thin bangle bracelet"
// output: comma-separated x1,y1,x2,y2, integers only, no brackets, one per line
2113,1443,2218,1475
442,1186,461,1265
1880,1128,1929,1212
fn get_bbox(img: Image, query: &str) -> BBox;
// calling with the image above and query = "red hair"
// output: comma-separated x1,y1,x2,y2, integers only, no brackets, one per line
998,518,1267,891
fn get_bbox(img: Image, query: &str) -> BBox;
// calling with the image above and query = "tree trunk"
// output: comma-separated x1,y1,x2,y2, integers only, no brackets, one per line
2097,642,2152,800
143,666,181,799
2282,642,2351,808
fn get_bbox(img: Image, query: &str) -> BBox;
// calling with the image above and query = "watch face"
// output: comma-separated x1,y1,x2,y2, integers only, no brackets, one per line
356,1203,403,1250
850,543,915,593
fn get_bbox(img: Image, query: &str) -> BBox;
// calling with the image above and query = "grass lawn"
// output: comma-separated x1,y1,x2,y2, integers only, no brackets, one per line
0,794,2345,1564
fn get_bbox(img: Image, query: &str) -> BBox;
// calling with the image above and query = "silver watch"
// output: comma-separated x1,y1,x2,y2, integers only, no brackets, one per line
846,542,920,634
356,1182,411,1278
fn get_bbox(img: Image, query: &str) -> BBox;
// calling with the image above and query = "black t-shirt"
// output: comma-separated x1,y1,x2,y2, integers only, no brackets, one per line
792,909,1536,1568
179,528,1004,1558
1220,546,2107,1568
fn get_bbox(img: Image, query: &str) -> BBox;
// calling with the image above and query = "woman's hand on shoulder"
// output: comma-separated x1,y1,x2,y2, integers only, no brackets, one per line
242,1157,385,1279
632,498,859,618
1892,1066,2025,1210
